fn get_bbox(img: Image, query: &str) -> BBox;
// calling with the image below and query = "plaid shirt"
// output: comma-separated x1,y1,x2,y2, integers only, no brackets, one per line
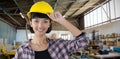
13,32,89,59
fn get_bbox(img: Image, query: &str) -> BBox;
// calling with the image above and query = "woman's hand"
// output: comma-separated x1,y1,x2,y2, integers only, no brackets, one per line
47,12,65,23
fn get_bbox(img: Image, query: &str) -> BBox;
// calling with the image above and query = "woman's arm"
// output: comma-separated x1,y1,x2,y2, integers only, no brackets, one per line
66,32,89,53
48,12,81,37
48,12,89,53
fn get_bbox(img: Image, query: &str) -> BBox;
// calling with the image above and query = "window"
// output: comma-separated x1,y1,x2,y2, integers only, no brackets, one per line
102,4,107,22
110,0,115,19
93,9,98,25
59,34,70,40
84,0,120,29
115,0,120,18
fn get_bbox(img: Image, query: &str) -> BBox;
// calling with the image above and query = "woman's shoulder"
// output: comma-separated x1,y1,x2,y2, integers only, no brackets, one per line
48,38,70,44
18,40,30,49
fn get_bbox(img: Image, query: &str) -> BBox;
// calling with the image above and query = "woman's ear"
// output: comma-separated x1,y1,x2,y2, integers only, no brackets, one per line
48,23,52,27
48,25,50,27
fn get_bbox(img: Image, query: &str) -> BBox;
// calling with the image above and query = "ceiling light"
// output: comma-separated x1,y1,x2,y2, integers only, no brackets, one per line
19,12,25,19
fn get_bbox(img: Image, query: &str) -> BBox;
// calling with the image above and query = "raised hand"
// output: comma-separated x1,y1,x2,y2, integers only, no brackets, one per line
47,11,65,23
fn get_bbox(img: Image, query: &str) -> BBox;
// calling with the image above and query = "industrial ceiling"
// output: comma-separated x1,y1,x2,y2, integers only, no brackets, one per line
0,0,106,30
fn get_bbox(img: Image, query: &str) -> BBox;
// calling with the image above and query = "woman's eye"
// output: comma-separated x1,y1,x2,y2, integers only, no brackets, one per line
44,21,48,23
35,20,39,23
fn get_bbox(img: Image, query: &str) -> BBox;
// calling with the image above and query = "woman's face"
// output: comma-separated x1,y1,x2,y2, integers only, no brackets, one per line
30,18,50,35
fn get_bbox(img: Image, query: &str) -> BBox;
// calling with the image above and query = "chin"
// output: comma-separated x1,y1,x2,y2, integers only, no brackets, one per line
37,31,46,35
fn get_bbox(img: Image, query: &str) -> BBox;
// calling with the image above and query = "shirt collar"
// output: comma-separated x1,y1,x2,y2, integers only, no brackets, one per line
22,39,32,49
22,38,52,49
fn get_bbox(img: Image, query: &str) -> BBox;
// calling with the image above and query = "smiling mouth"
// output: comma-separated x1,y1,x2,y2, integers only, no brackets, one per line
38,29,44,32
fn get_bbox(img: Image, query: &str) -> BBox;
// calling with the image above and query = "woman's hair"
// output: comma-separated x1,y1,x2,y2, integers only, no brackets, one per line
28,12,52,33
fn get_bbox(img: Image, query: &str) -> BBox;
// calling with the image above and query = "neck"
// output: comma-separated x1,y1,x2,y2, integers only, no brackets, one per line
32,34,47,44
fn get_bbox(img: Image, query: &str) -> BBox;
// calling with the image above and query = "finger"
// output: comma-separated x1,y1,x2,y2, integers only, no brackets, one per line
51,13,55,19
47,13,51,19
49,13,56,21
56,12,60,18
56,12,62,18
53,12,57,19
47,12,51,16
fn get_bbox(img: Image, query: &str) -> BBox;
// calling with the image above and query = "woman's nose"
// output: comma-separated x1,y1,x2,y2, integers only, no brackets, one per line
38,22,43,27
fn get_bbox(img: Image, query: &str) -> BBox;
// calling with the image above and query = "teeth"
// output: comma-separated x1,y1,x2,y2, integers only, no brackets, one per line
38,29,44,32
38,29,43,31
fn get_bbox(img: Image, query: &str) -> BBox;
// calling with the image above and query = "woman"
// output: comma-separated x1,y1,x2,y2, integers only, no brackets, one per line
14,1,89,59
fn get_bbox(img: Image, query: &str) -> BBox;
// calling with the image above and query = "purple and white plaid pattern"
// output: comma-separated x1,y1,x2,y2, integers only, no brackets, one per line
13,32,89,59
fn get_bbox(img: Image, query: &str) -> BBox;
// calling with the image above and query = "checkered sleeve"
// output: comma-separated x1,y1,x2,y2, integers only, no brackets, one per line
13,47,23,59
65,32,89,54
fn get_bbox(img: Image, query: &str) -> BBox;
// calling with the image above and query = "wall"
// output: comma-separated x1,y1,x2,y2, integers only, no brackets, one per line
16,30,30,42
0,18,16,44
84,19,120,37
78,15,84,30
16,29,74,42
46,30,74,40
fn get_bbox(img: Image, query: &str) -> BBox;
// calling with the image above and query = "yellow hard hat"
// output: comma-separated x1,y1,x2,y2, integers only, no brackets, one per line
27,1,53,19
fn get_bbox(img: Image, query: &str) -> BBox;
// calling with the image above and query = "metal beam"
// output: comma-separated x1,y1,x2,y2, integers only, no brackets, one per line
3,10,21,26
53,0,58,11
13,0,29,23
0,17,15,27
0,7,21,26
62,1,75,15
